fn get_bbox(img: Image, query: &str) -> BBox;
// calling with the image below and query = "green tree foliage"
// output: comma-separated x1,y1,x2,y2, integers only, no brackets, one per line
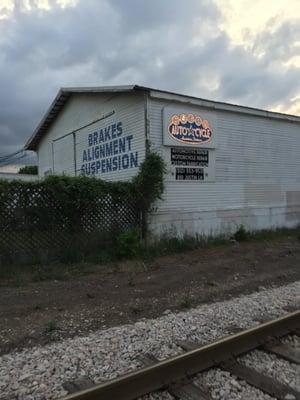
132,152,166,213
18,165,38,175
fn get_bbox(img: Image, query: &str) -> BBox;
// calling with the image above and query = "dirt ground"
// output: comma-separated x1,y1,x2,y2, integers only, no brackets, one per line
0,233,299,355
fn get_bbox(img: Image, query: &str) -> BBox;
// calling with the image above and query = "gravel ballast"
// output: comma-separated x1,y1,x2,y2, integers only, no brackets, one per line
0,281,299,400
195,369,274,400
239,349,300,391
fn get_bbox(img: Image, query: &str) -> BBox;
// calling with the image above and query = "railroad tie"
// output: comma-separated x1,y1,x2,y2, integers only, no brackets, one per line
168,382,211,400
176,341,202,351
220,359,300,400
63,377,94,394
141,353,212,400
61,311,300,400
263,342,300,365
178,340,300,399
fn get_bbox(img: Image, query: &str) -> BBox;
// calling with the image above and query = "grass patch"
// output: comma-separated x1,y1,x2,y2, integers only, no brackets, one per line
32,266,69,282
206,280,218,287
247,227,300,242
0,262,100,286
231,226,300,244
44,320,59,333
129,304,144,315
233,225,249,242
179,295,193,309
33,304,43,311
1,226,299,286
128,274,136,287
0,265,25,287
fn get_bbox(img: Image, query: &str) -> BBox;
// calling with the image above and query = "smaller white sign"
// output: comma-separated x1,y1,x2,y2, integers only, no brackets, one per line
164,146,215,183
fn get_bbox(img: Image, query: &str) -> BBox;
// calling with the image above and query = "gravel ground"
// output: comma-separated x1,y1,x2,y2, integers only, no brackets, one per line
195,369,274,400
140,393,174,400
239,349,300,391
282,334,300,348
0,281,299,400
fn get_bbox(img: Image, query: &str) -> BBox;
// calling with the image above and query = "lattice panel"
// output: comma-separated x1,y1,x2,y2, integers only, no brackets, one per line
0,185,141,263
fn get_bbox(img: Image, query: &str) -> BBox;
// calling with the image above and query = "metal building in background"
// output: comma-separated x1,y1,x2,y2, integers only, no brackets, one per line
25,85,300,237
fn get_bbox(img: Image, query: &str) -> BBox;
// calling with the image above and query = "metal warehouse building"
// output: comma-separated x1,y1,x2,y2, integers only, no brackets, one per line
25,85,300,237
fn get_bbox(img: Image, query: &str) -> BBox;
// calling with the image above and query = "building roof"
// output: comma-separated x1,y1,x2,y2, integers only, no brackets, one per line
25,84,300,151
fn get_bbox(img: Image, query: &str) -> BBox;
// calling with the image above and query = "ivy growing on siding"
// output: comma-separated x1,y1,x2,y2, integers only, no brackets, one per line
133,152,166,212
0,152,166,264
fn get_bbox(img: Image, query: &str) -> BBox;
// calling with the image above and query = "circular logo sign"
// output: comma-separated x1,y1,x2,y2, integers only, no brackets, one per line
168,113,212,144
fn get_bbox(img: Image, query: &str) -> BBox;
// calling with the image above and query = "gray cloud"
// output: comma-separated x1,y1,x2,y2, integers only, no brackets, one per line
0,0,299,160
253,18,300,62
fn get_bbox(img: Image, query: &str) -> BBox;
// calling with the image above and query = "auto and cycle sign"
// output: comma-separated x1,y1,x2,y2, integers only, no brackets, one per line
163,106,216,182
168,113,212,145
163,106,216,148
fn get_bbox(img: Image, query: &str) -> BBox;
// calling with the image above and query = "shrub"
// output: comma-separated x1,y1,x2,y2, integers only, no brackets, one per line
179,295,193,309
117,229,141,258
0,152,166,265
44,320,58,333
233,224,249,242
18,165,38,175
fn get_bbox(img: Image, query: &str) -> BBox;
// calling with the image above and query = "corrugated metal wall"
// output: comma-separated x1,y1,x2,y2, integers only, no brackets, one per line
38,92,146,181
148,96,300,236
0,172,38,182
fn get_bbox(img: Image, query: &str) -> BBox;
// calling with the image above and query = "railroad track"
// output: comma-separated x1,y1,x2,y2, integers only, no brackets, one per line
62,310,300,400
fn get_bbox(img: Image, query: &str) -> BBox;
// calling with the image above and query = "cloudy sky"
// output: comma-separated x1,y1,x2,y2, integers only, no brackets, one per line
0,0,300,161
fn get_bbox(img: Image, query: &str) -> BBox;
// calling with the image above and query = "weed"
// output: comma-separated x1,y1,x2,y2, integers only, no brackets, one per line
179,295,193,309
0,265,15,279
233,225,249,242
117,229,141,258
206,280,218,287
44,320,58,333
0,265,25,286
251,227,299,242
32,267,69,282
111,262,120,273
205,236,228,247
89,250,115,264
129,304,143,315
128,274,135,287
1,227,299,287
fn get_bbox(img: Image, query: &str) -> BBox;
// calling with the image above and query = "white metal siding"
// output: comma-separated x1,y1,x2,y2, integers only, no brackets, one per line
53,134,74,175
148,96,300,236
37,92,146,181
0,172,38,182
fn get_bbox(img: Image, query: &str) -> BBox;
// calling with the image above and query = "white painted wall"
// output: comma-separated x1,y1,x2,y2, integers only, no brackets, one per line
0,172,38,182
36,89,300,238
147,95,300,237
37,92,146,181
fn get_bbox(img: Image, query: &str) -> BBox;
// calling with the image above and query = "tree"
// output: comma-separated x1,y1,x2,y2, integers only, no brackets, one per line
18,165,38,175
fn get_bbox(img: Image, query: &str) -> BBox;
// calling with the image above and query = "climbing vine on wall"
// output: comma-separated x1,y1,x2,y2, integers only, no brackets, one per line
0,152,166,264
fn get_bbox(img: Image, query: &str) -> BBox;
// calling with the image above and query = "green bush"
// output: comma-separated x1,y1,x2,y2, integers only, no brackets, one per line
0,152,166,265
18,165,38,175
132,152,166,213
117,229,141,258
233,224,249,242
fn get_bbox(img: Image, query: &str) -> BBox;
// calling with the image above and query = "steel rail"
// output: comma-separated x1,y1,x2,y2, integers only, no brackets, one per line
62,310,300,400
